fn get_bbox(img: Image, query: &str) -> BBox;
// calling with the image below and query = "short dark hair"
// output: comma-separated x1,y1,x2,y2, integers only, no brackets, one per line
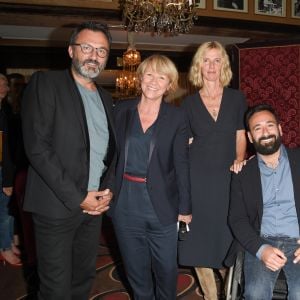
245,103,280,131
69,21,112,47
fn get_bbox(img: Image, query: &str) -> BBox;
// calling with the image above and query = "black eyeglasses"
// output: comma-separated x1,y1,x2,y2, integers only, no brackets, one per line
71,43,108,58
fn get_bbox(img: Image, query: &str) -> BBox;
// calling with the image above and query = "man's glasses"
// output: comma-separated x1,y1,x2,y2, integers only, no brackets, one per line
72,43,108,58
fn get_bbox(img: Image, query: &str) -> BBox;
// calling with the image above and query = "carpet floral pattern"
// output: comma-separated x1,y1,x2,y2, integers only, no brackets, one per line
90,217,209,299
1,216,222,299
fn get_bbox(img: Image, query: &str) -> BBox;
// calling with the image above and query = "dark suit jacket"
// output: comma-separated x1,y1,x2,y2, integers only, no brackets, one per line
229,147,300,257
111,99,191,225
21,70,116,218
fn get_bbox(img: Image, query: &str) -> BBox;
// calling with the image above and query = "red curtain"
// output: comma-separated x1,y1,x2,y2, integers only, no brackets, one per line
238,44,300,147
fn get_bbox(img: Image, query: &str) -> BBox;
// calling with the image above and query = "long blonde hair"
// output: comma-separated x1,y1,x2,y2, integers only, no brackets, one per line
189,41,232,88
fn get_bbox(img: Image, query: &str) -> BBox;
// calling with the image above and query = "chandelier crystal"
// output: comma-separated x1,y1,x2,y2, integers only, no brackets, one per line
122,0,198,35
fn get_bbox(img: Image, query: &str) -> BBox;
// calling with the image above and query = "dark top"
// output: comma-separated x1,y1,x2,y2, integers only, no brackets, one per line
125,110,155,176
112,99,191,225
178,87,247,268
21,70,116,218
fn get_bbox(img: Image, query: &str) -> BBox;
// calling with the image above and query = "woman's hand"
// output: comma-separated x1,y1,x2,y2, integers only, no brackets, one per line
230,155,256,174
230,159,247,174
178,214,192,224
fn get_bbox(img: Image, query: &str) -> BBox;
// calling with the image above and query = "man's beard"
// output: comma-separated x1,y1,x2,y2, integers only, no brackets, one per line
252,134,281,155
72,58,106,79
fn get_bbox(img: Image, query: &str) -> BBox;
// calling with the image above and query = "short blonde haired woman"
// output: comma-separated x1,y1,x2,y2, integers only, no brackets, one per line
112,54,192,299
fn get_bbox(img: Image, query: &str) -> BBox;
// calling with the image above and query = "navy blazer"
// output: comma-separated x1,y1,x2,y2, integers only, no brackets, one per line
111,99,191,225
229,147,300,257
21,69,116,218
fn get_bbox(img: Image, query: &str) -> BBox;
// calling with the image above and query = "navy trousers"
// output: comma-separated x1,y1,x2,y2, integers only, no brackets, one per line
113,180,178,300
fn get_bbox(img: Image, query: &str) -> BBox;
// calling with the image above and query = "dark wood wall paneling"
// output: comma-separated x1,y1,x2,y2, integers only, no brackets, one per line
0,46,194,75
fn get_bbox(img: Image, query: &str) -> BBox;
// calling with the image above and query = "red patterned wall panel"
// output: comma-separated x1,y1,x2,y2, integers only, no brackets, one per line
238,45,300,147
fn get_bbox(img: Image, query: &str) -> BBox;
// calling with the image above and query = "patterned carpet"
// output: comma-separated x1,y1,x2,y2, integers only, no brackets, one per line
0,216,226,300
89,217,214,299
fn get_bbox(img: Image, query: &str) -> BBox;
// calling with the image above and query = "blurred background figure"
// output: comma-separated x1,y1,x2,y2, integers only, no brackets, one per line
178,41,247,300
6,73,36,268
0,73,21,266
1,73,27,251
7,73,26,114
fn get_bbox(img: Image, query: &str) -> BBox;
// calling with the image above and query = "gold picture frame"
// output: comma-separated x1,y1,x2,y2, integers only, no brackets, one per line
213,0,248,12
291,0,300,18
254,0,286,17
195,0,206,9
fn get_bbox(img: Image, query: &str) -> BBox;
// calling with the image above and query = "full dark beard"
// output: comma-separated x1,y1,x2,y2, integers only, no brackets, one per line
252,134,281,155
72,58,105,79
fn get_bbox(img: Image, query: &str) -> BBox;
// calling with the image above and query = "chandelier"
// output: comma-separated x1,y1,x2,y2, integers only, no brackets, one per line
122,0,198,35
115,41,141,98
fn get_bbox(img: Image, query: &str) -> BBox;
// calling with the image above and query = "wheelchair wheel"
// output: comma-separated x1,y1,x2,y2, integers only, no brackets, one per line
226,251,244,300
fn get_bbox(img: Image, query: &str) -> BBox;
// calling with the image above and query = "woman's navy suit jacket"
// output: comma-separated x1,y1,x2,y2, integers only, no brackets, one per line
112,99,191,225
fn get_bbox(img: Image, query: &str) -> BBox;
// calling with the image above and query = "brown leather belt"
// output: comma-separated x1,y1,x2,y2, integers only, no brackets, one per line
123,173,147,183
